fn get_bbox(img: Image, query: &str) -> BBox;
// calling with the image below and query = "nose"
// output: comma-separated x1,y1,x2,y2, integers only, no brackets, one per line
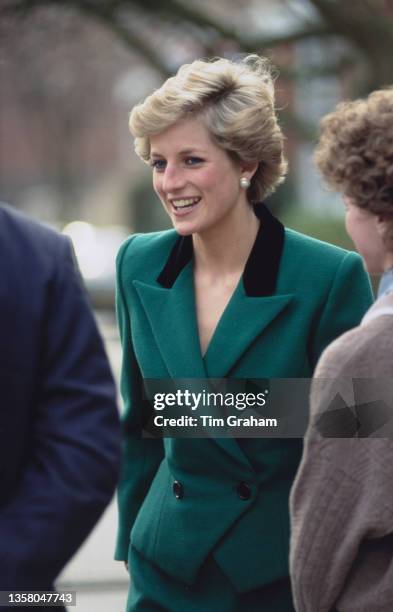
161,164,186,194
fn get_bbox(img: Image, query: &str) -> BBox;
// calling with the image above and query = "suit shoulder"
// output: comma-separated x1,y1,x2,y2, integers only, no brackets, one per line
116,228,178,274
0,203,69,266
284,226,361,271
0,203,62,240
316,316,393,378
285,227,352,260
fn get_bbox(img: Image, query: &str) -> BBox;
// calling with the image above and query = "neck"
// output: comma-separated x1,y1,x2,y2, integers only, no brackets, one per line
192,200,259,278
382,253,393,271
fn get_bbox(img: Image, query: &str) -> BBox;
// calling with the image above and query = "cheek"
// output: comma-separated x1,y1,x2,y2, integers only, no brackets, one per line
198,166,218,191
152,174,163,197
202,160,237,190
203,167,239,201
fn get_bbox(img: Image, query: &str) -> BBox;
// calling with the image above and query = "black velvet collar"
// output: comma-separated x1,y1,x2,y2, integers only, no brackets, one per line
156,202,285,297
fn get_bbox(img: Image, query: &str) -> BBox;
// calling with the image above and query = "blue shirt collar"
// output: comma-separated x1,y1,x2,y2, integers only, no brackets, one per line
377,267,393,298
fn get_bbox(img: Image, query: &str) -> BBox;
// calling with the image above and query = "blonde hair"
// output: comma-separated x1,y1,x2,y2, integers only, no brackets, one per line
314,88,393,215
129,55,287,202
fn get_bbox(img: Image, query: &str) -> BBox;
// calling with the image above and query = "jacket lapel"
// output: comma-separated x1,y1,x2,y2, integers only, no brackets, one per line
203,286,294,377
202,282,293,468
203,202,290,375
133,263,207,379
135,203,288,468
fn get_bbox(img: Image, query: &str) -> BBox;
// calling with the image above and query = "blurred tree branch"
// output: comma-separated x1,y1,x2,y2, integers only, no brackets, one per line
309,0,393,88
2,0,392,90
2,0,392,222
1,0,392,128
1,0,334,69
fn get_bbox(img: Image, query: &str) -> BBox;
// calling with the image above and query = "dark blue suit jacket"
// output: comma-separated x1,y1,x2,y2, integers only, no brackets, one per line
0,204,121,594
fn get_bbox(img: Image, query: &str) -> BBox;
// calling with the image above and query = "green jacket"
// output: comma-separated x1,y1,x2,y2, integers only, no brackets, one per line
115,205,372,593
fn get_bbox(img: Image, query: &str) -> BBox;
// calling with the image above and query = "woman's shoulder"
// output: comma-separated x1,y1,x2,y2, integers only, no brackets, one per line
284,226,354,264
116,228,178,271
283,226,363,280
316,314,393,379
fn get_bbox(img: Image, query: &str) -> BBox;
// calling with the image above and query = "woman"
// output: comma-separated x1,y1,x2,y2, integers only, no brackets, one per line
290,88,393,612
115,55,372,611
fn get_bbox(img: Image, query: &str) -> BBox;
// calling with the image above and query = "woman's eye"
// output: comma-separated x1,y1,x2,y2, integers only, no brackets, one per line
184,157,203,166
151,159,166,171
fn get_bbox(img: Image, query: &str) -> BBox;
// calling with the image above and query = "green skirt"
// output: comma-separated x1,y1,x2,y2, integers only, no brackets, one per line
127,546,295,612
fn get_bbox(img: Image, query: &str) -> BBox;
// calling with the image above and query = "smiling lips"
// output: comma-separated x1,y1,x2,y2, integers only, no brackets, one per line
170,197,201,216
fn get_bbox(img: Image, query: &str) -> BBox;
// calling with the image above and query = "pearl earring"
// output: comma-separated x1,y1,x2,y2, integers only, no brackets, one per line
240,177,250,189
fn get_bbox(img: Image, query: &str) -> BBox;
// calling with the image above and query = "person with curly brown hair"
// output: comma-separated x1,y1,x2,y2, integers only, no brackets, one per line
290,88,393,612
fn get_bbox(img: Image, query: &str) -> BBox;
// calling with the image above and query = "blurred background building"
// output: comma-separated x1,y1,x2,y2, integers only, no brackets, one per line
2,1,392,284
1,0,392,608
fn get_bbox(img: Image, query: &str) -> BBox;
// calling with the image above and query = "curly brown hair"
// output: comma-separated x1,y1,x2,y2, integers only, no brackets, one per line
314,88,393,215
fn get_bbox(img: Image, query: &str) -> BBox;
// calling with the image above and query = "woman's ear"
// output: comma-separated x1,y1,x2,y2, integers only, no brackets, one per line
375,214,393,254
240,161,259,181
376,213,391,237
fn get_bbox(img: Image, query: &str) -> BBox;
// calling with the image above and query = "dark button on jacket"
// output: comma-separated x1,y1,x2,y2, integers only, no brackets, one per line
173,480,184,499
237,481,252,500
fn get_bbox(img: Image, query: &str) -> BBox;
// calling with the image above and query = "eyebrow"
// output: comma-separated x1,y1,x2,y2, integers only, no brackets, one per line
150,148,208,157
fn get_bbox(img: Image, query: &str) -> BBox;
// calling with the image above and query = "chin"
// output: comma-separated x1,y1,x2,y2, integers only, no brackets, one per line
171,214,209,236
171,219,197,236
175,226,194,236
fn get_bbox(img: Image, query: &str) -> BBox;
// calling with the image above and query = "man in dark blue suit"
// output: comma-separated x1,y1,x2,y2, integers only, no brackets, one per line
0,203,121,605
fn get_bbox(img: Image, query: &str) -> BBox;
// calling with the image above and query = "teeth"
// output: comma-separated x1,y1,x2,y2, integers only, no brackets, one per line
172,198,200,208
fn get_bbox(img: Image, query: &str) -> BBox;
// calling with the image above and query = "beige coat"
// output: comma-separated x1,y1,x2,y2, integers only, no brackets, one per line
290,293,393,612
